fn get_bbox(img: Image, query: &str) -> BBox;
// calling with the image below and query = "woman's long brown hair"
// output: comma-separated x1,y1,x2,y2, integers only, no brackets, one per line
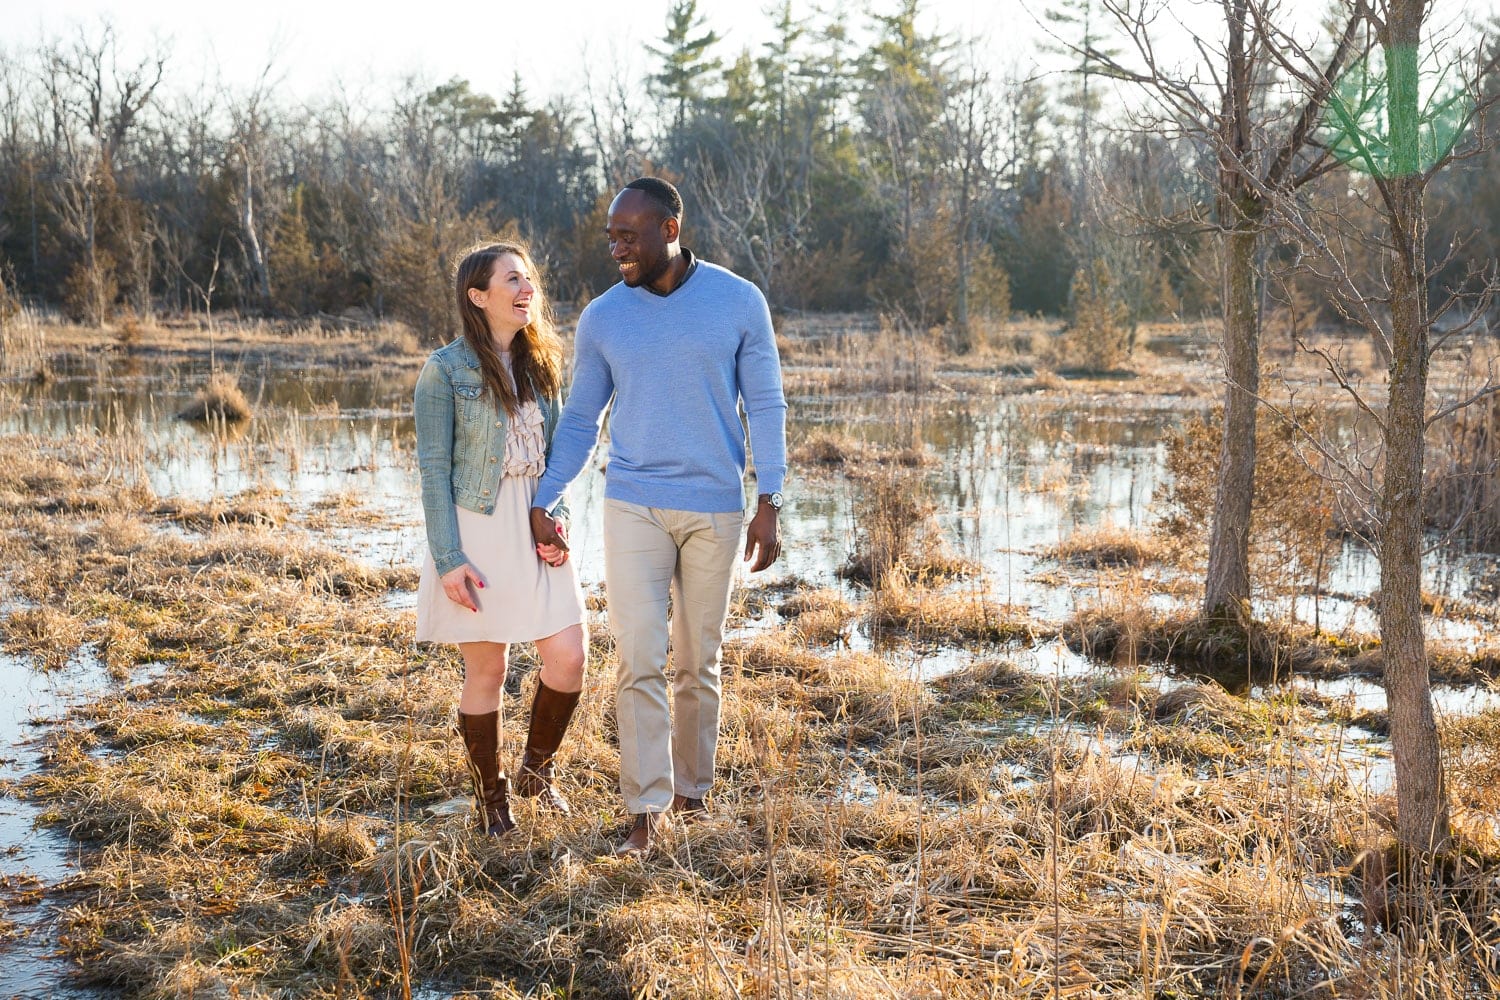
454,241,564,417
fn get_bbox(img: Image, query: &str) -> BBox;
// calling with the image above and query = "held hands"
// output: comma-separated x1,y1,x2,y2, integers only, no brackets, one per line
440,563,485,612
529,506,570,566
743,501,782,572
536,520,569,567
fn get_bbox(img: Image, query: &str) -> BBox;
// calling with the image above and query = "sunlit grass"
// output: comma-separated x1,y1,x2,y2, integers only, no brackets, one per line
3,320,1500,998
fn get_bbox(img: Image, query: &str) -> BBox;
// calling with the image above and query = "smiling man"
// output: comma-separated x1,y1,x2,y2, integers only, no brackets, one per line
529,176,787,854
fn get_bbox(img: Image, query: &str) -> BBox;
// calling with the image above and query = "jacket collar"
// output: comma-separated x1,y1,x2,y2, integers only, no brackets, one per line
447,334,548,401
451,336,482,369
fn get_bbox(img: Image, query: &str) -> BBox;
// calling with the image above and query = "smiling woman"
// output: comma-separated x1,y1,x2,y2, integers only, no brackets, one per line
411,241,589,840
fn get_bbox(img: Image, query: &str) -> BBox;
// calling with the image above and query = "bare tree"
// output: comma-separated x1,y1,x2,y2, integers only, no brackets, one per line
1247,3,1497,863
224,52,286,306
41,21,166,326
157,217,224,328
937,47,1006,351
580,48,652,186
1093,0,1365,619
695,141,812,303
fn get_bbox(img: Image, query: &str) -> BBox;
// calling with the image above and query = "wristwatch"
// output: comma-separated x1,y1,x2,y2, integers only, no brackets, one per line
761,491,784,511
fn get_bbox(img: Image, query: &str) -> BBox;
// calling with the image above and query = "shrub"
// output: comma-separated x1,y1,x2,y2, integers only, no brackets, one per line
115,309,144,348
0,260,20,326
178,373,253,423
840,466,974,588
374,215,497,344
62,250,119,327
1428,392,1500,552
1057,258,1130,373
268,187,352,316
1156,404,1337,598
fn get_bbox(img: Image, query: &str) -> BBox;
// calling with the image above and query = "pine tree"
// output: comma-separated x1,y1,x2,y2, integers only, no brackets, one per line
650,0,722,134
858,0,951,247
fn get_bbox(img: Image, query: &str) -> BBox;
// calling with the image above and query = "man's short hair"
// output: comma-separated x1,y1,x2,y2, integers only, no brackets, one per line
623,177,683,221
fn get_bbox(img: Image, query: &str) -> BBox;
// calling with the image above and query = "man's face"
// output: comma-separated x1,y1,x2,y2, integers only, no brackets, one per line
606,189,676,289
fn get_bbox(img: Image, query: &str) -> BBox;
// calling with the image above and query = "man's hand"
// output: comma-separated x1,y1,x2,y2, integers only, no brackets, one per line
743,500,781,572
530,506,570,562
440,563,485,612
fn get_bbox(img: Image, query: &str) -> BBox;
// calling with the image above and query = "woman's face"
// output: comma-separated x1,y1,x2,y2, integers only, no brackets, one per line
472,252,536,335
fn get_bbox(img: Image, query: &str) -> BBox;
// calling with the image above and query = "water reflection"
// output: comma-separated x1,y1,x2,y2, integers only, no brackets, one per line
5,353,1494,638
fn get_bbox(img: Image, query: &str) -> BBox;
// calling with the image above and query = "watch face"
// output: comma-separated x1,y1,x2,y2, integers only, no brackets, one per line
769,491,784,509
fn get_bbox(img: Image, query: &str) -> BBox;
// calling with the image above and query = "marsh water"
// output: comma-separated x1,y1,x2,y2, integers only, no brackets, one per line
1,340,1498,992
8,347,1495,620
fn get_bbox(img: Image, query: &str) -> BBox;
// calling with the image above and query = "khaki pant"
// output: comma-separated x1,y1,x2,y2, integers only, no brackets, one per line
604,499,741,813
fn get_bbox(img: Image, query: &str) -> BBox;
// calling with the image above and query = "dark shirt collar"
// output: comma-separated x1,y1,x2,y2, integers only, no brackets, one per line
642,248,698,297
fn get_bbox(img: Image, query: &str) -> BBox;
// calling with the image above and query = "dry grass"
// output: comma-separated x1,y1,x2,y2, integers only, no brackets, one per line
775,587,857,646
782,322,941,395
865,575,1045,646
1347,640,1500,685
154,487,291,530
1042,522,1167,569
0,604,87,671
4,324,1500,997
1066,591,1382,689
0,307,49,380
840,466,978,587
1027,368,1067,392
788,430,934,471
1428,391,1500,552
178,371,254,423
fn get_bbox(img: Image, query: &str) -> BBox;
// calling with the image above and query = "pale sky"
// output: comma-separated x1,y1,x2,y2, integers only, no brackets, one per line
3,0,1038,105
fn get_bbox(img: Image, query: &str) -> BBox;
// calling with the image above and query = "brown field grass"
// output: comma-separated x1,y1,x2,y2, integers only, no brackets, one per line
177,371,254,423
788,430,936,472
1,446,1495,998
3,318,1500,998
1041,523,1169,570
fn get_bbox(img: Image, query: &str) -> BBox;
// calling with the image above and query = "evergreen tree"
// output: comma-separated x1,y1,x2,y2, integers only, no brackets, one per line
858,0,951,248
650,0,722,134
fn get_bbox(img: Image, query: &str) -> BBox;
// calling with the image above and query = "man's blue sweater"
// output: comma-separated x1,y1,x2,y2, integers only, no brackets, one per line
533,259,787,515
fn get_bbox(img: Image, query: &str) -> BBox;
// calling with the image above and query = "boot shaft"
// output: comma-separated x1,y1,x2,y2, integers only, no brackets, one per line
457,709,514,835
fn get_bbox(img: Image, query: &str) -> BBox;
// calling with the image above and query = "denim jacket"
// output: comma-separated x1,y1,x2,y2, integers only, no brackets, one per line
414,336,566,576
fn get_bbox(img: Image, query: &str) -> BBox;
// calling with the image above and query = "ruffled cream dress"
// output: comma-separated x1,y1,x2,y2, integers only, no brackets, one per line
416,359,585,644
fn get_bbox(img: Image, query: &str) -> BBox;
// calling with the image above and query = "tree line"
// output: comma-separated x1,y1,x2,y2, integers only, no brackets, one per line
2,1,1489,346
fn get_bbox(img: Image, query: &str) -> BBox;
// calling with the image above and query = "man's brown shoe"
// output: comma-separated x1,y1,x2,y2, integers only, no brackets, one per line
615,812,664,855
671,794,707,822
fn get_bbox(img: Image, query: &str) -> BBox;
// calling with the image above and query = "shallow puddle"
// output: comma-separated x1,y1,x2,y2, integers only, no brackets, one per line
0,648,118,999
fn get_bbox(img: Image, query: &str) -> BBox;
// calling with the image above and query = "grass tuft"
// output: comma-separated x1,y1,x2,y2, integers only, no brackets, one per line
1044,522,1167,568
178,372,253,423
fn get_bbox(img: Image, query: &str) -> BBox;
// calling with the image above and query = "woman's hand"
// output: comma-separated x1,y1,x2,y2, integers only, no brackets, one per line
440,563,485,612
535,518,569,567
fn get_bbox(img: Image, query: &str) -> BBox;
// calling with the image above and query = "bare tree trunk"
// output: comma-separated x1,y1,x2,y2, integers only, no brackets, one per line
1379,0,1449,860
1204,219,1260,618
954,163,971,351
240,155,270,303
1202,3,1259,620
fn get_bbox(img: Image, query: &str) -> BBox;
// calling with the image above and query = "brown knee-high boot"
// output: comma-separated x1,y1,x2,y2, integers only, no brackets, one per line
457,710,515,836
513,680,581,814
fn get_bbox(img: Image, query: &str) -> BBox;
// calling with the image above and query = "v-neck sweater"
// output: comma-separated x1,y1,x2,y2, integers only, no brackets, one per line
534,259,787,514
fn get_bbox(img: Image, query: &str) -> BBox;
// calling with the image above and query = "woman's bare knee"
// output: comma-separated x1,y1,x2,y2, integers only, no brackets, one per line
537,625,586,692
